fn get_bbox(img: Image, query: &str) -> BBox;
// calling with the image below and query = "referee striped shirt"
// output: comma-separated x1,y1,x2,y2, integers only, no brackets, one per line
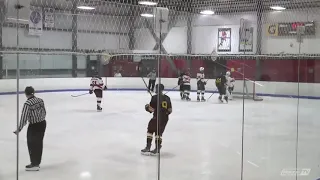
18,96,46,131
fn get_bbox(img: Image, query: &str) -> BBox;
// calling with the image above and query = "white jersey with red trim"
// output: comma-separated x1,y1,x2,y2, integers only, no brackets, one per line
90,77,104,91
197,72,205,83
226,76,235,87
182,74,191,85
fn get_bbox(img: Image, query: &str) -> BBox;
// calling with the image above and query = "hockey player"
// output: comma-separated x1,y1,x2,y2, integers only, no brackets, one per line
89,73,106,111
197,67,206,102
182,70,191,101
141,84,172,155
226,71,235,100
178,71,185,99
215,72,228,103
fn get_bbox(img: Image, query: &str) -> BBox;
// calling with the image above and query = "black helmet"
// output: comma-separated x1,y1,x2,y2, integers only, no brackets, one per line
25,86,35,96
92,70,99,77
155,84,164,94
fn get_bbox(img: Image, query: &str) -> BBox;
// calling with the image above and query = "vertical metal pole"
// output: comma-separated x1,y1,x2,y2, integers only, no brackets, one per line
295,38,302,180
156,10,162,180
239,18,247,180
15,2,22,180
186,13,192,69
128,7,135,50
0,1,3,79
256,0,263,80
71,0,78,77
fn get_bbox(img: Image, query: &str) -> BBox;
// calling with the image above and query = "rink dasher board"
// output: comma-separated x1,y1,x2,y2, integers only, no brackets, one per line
0,88,319,100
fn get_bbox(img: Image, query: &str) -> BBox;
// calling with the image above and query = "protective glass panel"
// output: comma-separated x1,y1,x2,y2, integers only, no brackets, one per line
1,0,319,180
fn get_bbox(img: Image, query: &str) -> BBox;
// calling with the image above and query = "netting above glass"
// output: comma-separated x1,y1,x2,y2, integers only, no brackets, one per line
1,0,319,56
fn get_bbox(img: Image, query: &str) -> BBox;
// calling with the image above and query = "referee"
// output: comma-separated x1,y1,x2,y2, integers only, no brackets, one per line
147,68,157,92
14,86,47,171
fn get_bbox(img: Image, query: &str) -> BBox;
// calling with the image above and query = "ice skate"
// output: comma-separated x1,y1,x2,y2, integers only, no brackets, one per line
150,145,162,155
25,164,39,171
201,96,206,102
141,146,151,155
224,96,229,103
183,94,190,101
218,96,223,103
97,105,102,111
229,94,233,100
197,96,200,102
180,93,185,100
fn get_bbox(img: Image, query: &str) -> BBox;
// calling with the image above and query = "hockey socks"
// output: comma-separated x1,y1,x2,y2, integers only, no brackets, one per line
197,91,206,101
141,133,153,154
184,92,191,101
97,97,102,111
150,136,162,155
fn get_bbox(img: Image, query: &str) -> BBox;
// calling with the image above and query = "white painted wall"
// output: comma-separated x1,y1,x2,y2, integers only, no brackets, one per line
134,26,188,54
3,8,320,71
262,9,320,54
0,78,319,98
2,13,130,70
134,10,320,55
192,13,257,54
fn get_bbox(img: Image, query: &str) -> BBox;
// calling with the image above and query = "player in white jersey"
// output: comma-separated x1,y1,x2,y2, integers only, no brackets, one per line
89,73,106,111
225,71,235,100
196,67,206,102
182,71,191,101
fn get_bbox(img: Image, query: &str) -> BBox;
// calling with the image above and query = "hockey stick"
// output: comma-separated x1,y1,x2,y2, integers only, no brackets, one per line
138,62,153,97
207,88,218,100
207,92,215,100
71,92,89,97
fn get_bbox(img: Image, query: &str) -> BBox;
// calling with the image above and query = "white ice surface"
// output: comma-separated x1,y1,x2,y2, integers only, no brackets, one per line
0,91,319,180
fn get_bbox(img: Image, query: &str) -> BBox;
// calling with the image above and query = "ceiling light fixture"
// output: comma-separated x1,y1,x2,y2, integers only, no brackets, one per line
138,1,158,6
7,17,29,22
270,6,286,10
77,6,95,10
141,13,154,17
200,10,215,15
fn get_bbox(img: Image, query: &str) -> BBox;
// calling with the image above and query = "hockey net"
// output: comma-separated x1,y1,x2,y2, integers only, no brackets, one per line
232,78,264,101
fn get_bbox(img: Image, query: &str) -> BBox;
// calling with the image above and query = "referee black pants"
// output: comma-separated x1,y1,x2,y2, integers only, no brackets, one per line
27,120,46,166
148,80,156,91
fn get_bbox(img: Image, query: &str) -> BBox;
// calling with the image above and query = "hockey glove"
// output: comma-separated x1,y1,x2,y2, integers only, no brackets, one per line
89,90,93,94
104,86,108,90
204,81,207,85
145,104,154,113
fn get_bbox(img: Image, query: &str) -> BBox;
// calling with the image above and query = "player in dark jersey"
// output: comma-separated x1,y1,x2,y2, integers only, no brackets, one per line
141,84,172,155
178,71,185,99
215,72,228,103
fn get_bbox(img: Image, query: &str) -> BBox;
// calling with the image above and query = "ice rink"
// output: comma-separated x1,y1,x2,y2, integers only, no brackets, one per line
0,91,319,180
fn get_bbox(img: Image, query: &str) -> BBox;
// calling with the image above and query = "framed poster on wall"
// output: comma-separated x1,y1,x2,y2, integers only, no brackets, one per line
217,28,231,52
239,27,253,52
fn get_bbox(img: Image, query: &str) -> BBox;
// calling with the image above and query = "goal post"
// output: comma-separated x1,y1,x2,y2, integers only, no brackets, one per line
232,78,263,101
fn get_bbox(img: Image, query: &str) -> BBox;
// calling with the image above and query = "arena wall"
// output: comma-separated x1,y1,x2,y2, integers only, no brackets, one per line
0,78,320,99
